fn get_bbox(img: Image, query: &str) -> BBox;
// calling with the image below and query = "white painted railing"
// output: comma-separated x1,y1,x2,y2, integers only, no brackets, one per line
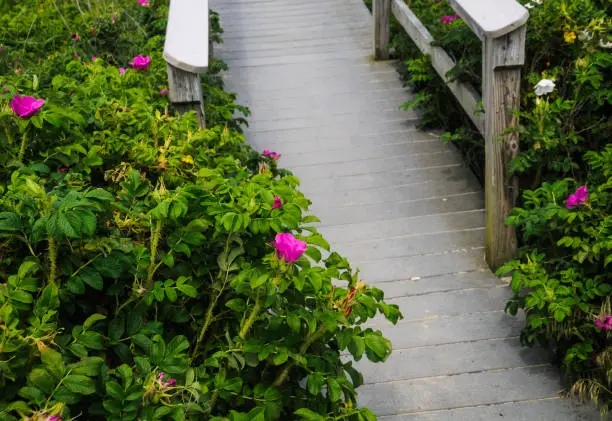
164,0,210,128
373,0,529,270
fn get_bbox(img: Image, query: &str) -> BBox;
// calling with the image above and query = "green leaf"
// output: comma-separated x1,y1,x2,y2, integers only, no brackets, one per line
28,368,56,393
176,283,197,298
348,336,365,360
272,349,289,365
226,298,246,312
106,381,126,400
78,331,105,350
327,378,341,402
251,273,268,289
294,408,326,421
365,332,390,361
222,212,241,232
63,374,96,395
307,373,324,395
84,313,106,330
41,347,65,378
68,357,105,376
18,386,45,403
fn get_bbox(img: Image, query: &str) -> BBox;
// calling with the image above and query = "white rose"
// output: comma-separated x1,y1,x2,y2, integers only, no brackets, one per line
534,79,555,96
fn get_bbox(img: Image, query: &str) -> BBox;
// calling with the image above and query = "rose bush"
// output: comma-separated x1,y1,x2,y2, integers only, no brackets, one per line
0,1,401,420
361,0,611,413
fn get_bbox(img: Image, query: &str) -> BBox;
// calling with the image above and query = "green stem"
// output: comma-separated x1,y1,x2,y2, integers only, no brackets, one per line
191,293,219,359
146,219,162,290
18,127,28,162
239,292,263,340
48,237,58,285
273,325,327,387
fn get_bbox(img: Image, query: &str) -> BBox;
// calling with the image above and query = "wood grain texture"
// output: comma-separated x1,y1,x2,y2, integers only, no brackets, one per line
391,0,484,133
373,0,391,60
448,0,529,39
482,27,525,269
166,64,205,128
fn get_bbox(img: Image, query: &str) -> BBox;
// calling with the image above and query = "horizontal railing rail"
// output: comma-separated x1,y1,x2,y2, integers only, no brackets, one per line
373,0,529,270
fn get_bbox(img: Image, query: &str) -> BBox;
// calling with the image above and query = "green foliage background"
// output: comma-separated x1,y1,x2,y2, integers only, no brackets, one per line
0,1,401,420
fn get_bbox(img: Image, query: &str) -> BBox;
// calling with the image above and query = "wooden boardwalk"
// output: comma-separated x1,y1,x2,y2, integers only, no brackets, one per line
210,0,597,419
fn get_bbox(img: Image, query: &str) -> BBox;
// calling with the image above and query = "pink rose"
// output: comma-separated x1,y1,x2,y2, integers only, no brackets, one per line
272,233,307,263
130,55,151,71
92,56,98,62
11,95,45,119
72,33,79,41
163,378,177,387
119,67,127,76
48,416,62,421
272,195,283,209
138,0,150,5
566,185,588,209
595,314,612,331
440,14,460,24
160,88,169,95
157,372,165,381
263,149,281,160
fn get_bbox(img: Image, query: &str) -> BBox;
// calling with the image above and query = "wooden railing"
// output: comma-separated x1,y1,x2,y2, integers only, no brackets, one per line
373,0,529,270
163,0,209,128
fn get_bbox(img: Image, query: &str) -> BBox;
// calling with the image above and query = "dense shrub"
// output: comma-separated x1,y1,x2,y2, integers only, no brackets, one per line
370,0,611,413
0,1,400,420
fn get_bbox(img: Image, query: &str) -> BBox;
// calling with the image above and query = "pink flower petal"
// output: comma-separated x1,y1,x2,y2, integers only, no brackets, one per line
272,195,283,209
130,55,151,71
565,194,579,209
11,95,45,119
574,185,588,203
271,233,307,263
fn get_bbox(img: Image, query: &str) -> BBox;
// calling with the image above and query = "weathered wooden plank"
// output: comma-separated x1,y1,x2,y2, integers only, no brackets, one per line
166,64,205,128
163,0,209,73
356,249,488,283
356,365,563,416
448,0,529,40
482,27,525,269
354,338,547,384
384,399,598,421
374,269,497,299
378,311,524,349
390,0,484,133
373,0,391,59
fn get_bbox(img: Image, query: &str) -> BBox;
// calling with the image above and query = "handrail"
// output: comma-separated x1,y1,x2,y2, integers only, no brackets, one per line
163,0,210,128
373,0,529,270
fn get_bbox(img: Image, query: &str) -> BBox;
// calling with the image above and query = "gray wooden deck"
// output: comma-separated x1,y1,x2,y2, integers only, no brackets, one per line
210,0,597,419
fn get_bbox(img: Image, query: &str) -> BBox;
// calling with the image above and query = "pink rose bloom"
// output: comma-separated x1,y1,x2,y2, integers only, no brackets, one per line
130,55,151,71
160,88,169,95
272,233,307,263
566,185,588,209
441,14,460,24
74,53,79,58
72,33,79,41
138,0,150,5
272,195,283,209
157,372,165,381
11,95,45,119
111,16,117,23
575,185,588,202
92,56,98,62
48,416,62,421
119,67,127,76
263,149,281,160
595,315,612,331
565,194,579,209
163,378,177,387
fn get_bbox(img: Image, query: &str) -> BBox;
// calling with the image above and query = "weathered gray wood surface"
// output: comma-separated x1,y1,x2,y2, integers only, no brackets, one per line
210,0,597,419
373,0,391,60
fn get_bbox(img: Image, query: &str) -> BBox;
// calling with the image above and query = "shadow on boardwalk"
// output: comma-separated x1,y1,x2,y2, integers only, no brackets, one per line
210,0,598,419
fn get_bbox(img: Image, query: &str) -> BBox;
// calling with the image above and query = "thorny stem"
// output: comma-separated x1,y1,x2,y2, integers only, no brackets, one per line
18,127,28,162
272,325,327,387
146,219,162,290
191,235,234,360
48,237,58,285
239,291,262,340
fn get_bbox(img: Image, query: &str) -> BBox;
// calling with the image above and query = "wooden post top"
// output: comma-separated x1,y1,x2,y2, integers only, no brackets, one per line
163,0,209,74
449,0,528,40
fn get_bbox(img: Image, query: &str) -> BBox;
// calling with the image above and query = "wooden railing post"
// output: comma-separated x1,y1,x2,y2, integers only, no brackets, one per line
373,0,391,60
482,26,526,270
166,64,206,128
